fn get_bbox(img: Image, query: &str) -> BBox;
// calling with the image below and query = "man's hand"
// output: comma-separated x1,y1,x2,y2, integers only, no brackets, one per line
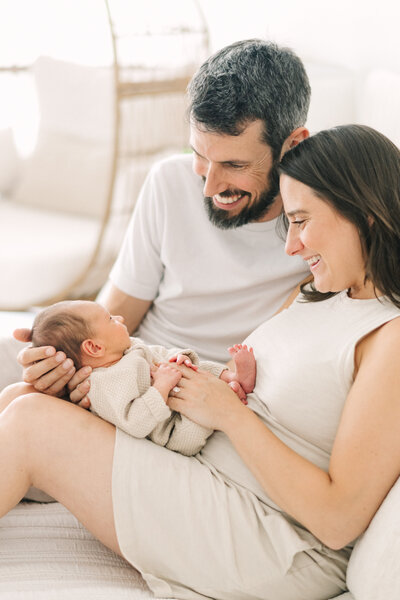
14,328,91,408
67,368,92,409
16,339,75,396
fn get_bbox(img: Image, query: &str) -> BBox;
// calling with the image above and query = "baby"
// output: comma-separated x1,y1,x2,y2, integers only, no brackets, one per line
29,300,256,456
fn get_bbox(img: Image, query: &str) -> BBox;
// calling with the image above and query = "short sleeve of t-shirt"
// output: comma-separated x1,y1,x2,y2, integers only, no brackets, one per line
109,162,166,301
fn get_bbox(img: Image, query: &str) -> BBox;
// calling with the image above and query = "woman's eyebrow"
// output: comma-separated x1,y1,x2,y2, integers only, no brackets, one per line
285,209,310,217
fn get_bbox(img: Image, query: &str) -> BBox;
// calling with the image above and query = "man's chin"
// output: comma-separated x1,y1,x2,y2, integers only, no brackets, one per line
204,195,276,230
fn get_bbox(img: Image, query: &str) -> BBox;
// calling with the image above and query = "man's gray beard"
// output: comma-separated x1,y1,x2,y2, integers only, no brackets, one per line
203,166,281,230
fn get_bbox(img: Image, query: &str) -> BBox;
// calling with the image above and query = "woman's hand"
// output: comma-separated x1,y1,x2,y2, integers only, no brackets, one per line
167,365,248,432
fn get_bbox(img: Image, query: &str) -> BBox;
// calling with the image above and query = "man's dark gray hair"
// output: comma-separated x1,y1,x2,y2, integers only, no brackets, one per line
188,39,311,158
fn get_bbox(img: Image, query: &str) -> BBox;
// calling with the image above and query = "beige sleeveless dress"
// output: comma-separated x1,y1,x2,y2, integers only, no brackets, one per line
112,290,400,600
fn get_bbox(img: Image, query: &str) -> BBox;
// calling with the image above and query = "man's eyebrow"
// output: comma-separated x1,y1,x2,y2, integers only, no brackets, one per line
189,145,249,165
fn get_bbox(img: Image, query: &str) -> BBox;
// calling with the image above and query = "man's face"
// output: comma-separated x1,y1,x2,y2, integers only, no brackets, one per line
190,119,282,229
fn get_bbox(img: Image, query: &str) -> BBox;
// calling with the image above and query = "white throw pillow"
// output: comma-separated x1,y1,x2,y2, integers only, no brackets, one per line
12,131,112,218
33,56,114,142
347,477,400,600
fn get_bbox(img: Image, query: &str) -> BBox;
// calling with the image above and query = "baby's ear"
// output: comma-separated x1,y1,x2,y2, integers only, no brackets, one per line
81,339,105,358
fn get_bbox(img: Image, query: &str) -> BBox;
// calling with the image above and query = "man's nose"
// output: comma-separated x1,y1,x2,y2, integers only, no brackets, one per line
285,226,304,256
202,164,228,198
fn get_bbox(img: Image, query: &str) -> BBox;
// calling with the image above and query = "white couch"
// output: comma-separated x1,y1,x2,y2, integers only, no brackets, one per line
0,56,189,310
0,54,399,599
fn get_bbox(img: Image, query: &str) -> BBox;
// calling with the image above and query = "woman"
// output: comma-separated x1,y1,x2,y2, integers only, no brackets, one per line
1,124,399,600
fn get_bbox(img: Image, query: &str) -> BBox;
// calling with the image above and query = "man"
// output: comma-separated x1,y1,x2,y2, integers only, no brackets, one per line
15,39,311,403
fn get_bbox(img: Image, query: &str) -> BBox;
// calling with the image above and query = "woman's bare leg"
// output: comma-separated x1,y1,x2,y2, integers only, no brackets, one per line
0,393,121,555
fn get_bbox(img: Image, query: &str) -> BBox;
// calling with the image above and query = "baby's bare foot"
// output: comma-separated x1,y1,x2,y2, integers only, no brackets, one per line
228,344,256,394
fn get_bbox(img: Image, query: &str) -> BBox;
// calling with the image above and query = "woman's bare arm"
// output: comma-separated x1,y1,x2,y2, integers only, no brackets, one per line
168,317,400,549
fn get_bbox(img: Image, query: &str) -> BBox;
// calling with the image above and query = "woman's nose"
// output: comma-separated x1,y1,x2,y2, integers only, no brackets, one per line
285,226,304,256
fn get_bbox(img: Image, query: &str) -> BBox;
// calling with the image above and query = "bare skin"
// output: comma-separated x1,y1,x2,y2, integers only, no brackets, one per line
0,387,121,556
169,344,256,403
226,344,256,394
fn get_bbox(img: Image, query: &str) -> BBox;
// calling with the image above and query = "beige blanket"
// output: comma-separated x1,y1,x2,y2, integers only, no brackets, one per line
0,502,169,599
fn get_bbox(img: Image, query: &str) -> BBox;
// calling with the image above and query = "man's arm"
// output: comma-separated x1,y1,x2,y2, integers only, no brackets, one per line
102,283,152,335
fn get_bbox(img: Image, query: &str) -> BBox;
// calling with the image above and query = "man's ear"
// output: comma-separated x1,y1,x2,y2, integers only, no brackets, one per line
81,339,105,358
280,127,309,159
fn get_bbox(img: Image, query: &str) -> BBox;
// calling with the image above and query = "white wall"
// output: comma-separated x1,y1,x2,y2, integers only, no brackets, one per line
199,0,400,71
199,0,400,144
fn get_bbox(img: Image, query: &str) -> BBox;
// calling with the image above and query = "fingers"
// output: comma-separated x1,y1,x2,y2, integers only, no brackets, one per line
67,367,92,407
33,361,76,396
22,352,76,394
77,396,91,410
69,382,91,406
17,344,56,368
13,327,33,343
67,366,92,393
167,363,200,378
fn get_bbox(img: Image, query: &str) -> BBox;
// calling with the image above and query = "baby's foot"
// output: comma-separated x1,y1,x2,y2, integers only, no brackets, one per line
228,344,256,394
228,381,248,405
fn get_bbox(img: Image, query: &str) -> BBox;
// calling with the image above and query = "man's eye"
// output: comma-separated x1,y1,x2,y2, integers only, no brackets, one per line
292,220,305,227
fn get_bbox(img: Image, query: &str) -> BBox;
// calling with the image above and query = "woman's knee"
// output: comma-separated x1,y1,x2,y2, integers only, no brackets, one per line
4,392,61,432
1,382,36,400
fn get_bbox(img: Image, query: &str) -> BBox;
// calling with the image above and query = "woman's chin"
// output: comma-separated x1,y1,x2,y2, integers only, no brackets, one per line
313,279,332,294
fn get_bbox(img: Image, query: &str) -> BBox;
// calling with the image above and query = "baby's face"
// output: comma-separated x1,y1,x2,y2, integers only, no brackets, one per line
75,301,131,355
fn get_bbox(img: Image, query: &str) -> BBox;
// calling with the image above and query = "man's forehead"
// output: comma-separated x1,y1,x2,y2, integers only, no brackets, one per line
189,119,271,160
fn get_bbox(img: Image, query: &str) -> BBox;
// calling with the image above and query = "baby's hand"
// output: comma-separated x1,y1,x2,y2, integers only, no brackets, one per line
151,363,182,399
169,354,198,371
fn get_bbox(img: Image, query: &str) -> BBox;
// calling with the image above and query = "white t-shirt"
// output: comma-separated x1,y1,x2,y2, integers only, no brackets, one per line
110,154,308,363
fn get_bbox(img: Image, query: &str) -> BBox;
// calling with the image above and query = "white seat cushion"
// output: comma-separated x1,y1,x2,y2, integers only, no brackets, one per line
0,198,100,309
0,502,166,599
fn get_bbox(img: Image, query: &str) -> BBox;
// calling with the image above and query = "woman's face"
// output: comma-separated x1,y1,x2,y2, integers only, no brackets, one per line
280,174,371,299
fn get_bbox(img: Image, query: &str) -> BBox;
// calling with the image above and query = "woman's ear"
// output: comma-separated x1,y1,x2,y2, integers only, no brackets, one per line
81,339,105,358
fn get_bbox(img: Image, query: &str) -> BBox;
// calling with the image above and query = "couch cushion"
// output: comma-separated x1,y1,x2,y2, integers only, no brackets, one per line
12,130,113,218
9,56,114,218
0,502,163,599
0,198,100,309
347,477,400,600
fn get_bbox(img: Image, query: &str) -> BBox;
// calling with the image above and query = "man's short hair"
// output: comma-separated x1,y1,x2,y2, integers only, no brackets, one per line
188,39,311,158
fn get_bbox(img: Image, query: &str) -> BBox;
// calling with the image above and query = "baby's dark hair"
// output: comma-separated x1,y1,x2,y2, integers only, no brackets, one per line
30,302,93,370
